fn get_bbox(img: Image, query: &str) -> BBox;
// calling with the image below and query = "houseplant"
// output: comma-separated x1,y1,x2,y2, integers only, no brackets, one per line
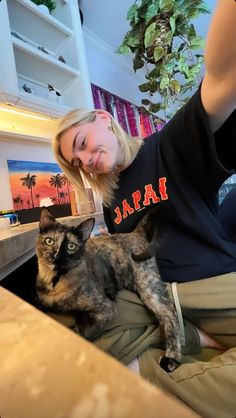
117,0,209,120
31,0,56,14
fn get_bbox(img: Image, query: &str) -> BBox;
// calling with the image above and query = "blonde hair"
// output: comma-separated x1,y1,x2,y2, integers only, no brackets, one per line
52,108,142,206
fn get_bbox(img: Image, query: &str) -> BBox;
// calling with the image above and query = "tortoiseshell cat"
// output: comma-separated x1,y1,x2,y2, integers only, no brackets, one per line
36,207,181,372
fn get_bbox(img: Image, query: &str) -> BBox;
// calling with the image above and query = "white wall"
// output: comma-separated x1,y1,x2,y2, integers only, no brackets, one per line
83,29,146,107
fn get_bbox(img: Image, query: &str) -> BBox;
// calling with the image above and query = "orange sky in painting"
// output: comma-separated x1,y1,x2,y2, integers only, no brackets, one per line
9,172,70,209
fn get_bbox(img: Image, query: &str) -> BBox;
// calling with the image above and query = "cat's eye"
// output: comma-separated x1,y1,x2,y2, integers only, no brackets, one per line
45,237,55,246
67,242,77,251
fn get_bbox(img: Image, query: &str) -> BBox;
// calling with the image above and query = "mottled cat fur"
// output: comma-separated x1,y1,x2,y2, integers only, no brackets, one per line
36,207,181,372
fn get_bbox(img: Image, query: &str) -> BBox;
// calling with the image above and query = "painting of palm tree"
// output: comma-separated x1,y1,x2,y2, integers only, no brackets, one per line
13,195,23,210
49,173,64,204
50,196,57,205
20,172,37,208
61,174,71,203
7,159,72,223
35,193,41,206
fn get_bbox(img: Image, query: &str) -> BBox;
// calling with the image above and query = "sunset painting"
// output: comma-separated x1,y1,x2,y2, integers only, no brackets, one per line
7,159,72,223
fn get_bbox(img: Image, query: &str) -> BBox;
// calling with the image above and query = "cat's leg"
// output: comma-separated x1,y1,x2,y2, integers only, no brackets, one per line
92,298,116,329
73,294,116,334
133,262,181,372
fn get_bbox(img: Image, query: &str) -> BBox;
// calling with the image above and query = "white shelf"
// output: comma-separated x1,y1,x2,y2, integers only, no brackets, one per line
17,92,71,117
0,130,51,144
7,0,73,55
0,0,93,118
13,37,80,90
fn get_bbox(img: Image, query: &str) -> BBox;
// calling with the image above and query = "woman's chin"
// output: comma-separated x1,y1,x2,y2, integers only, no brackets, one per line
94,161,118,175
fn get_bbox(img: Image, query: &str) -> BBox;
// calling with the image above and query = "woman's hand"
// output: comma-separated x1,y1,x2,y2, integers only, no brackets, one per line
197,327,226,350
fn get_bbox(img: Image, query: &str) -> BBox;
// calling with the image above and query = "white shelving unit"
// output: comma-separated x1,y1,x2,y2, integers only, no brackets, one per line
0,0,93,117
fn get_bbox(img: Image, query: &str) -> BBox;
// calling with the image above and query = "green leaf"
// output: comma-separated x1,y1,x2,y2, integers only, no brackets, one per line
163,59,176,74
139,105,150,115
138,2,150,19
159,0,175,13
126,30,141,47
188,24,196,40
160,75,169,90
153,0,160,9
139,82,150,92
198,4,210,14
141,99,152,105
186,62,202,80
154,46,164,62
180,0,199,12
144,22,157,48
189,36,205,50
169,16,176,33
133,57,145,71
140,0,152,6
149,103,161,113
166,30,173,45
149,80,159,93
178,56,189,76
116,44,130,55
169,79,181,93
196,55,204,64
145,3,158,21
181,82,194,94
187,9,201,19
127,4,139,21
148,65,162,78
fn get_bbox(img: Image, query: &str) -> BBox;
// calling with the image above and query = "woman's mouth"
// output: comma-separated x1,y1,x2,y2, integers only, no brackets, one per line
95,153,102,170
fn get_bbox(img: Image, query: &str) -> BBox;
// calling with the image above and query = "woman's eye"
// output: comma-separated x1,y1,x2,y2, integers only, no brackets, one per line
81,137,86,149
67,242,77,251
45,237,55,246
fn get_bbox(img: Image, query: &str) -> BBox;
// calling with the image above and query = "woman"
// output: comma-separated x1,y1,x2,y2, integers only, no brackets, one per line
52,1,236,416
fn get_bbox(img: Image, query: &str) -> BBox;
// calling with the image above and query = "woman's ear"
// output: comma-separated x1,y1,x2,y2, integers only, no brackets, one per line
95,110,111,126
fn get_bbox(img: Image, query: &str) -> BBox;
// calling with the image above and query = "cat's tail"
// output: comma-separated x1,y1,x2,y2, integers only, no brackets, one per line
132,205,168,261
134,205,166,235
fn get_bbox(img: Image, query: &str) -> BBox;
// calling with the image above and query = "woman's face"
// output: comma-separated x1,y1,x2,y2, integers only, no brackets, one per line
59,112,121,175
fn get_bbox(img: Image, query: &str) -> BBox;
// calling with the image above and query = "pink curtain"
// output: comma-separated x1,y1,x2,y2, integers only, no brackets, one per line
91,83,163,138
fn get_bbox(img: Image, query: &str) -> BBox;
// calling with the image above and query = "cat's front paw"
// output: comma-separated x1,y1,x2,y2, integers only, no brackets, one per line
159,356,181,373
69,323,82,335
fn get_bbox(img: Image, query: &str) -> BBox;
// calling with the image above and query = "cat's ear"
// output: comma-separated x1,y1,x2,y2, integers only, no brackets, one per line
76,218,95,242
39,207,56,231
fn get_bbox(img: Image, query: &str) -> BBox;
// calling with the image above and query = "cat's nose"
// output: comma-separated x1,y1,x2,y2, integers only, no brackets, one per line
54,250,60,259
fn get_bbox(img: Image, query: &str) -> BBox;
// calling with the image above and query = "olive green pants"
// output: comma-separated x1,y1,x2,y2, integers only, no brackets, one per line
89,273,236,418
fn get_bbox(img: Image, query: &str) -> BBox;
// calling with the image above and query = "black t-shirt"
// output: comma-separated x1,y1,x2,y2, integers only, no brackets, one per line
103,87,236,283
220,187,236,242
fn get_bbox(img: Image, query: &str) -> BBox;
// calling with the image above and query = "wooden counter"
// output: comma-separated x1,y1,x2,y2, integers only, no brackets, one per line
0,213,199,417
0,287,199,418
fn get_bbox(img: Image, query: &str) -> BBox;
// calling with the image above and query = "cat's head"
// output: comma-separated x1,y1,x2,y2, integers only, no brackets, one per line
36,207,95,271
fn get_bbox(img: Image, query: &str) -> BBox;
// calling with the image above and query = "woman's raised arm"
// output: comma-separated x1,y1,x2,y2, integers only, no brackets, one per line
201,0,236,132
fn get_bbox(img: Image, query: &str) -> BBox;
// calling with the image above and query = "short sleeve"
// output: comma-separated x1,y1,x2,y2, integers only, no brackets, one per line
214,109,236,171
158,86,235,195
103,205,115,234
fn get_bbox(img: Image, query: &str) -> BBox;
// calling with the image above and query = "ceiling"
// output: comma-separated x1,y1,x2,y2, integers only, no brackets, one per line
79,0,135,50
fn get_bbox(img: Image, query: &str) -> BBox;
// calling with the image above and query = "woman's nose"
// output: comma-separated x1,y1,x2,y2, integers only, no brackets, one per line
79,151,93,167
